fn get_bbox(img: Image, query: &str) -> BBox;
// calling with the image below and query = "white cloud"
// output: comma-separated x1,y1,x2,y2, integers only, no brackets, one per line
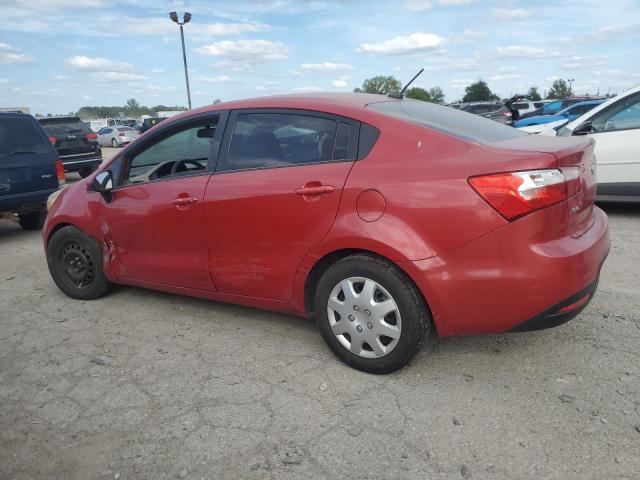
438,0,472,4
0,42,33,64
300,62,354,72
118,17,270,37
151,68,165,74
447,78,474,87
493,9,532,19
496,46,561,59
0,78,7,84
147,84,177,91
331,79,349,88
404,1,431,12
82,95,92,100
91,72,148,82
67,55,132,72
461,29,486,40
196,40,289,64
293,86,323,93
256,86,266,91
198,75,235,84
52,74,72,80
358,33,445,55
488,73,522,81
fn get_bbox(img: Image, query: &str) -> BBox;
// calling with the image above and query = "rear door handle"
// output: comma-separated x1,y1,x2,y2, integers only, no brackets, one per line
171,196,198,206
294,185,335,196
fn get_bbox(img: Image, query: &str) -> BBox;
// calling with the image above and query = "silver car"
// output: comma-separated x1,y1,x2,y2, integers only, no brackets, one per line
97,126,140,148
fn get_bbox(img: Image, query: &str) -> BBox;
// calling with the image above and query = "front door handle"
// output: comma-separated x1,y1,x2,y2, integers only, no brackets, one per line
171,196,198,206
294,185,335,196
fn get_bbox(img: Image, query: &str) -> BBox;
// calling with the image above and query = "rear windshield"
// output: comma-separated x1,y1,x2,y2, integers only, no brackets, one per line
0,116,50,156
368,100,527,144
39,117,92,136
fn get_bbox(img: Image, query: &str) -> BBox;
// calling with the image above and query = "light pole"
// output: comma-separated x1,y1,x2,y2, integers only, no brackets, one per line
170,11,192,110
567,78,575,95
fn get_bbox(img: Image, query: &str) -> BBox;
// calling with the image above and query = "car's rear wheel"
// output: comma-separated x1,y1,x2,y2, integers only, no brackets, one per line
46,226,112,300
111,138,118,148
314,254,431,374
19,209,46,230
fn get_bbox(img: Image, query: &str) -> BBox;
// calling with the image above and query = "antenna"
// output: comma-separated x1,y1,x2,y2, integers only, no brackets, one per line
388,68,424,99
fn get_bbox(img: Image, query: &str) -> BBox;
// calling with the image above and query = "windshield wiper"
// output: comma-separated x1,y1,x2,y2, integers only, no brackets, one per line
0,150,36,160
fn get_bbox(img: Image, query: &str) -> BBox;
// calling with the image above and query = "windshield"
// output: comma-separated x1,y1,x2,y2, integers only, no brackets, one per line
40,117,92,136
0,117,51,156
542,101,563,115
368,100,527,144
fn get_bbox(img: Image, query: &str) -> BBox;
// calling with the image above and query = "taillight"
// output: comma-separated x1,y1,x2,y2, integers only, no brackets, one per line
118,132,125,137
48,136,57,143
469,168,580,221
501,111,512,116
56,159,65,185
86,132,98,140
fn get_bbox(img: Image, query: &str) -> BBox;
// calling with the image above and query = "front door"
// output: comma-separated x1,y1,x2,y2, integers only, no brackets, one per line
99,115,223,290
587,92,640,189
204,110,358,300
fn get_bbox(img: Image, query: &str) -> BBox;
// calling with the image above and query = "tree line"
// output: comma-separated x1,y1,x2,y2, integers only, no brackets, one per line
353,76,589,104
74,98,186,119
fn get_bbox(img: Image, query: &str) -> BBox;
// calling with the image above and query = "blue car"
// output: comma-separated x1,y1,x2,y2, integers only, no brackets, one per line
515,100,605,128
0,112,64,230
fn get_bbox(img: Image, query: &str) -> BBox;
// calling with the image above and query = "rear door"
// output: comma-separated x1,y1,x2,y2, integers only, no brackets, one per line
0,114,58,197
39,117,99,160
204,109,359,300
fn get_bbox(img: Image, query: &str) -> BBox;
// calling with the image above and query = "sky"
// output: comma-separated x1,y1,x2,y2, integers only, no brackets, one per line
1,0,639,115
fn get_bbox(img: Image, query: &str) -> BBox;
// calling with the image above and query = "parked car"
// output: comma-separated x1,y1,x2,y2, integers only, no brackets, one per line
38,116,103,178
43,93,610,373
515,100,605,128
140,117,165,133
511,99,552,116
97,126,140,148
557,85,640,202
518,118,570,135
1,112,65,230
454,101,514,125
88,118,125,132
519,97,604,119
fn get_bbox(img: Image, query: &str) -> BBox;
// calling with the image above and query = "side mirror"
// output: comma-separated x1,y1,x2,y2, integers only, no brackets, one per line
573,121,593,136
90,170,114,202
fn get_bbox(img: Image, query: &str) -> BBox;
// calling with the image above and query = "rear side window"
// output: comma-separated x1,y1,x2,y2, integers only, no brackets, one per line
0,117,50,156
225,113,341,171
368,100,527,144
39,117,92,136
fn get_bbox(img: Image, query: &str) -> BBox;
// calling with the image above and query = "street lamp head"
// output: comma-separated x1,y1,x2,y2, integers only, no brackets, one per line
169,11,179,23
183,12,192,24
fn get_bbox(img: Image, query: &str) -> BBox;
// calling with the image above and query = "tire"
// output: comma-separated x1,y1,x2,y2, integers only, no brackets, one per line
46,226,112,300
19,209,46,230
78,166,95,178
111,138,118,148
314,254,431,374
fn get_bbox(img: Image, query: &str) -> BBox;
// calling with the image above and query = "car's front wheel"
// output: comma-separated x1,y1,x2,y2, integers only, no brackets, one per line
314,254,431,374
111,138,118,148
46,226,112,300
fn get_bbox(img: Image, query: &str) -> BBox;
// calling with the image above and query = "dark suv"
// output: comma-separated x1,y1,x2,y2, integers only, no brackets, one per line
1,112,63,230
38,116,102,178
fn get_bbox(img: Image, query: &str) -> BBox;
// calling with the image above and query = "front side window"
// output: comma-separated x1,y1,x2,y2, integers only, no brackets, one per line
543,101,563,115
591,94,640,133
225,113,341,171
124,119,217,184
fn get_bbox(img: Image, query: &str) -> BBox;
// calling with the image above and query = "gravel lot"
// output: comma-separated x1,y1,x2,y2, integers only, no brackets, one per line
1,172,639,479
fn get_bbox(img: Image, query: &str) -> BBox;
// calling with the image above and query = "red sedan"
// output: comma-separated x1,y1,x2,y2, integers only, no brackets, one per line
43,93,610,373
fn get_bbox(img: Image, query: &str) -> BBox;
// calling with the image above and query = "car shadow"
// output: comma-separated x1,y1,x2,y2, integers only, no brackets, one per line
597,201,640,216
0,219,36,241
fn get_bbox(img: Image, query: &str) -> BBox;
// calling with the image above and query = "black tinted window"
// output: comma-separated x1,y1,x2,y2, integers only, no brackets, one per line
39,117,91,136
226,113,338,171
0,117,50,156
368,100,527,144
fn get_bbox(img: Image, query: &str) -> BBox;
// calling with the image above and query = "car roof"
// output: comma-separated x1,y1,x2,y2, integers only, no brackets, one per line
0,111,34,119
38,116,82,122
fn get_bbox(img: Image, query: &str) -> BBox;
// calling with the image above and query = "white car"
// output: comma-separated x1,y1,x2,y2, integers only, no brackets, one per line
556,85,640,202
512,99,552,116
519,118,569,135
97,126,140,148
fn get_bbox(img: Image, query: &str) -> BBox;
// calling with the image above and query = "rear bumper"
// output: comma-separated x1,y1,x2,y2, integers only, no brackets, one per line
400,204,610,337
61,156,102,172
0,188,57,213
